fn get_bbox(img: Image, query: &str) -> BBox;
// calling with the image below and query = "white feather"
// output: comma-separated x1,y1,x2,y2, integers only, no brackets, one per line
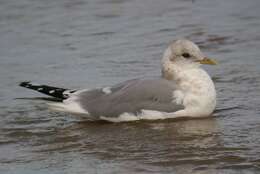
48,89,90,115
102,87,112,94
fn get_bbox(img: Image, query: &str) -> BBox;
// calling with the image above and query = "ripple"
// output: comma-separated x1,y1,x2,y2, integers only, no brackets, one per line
1,0,260,173
89,31,116,36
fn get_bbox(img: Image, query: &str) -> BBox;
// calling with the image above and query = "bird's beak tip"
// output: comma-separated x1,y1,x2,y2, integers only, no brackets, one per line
198,57,217,65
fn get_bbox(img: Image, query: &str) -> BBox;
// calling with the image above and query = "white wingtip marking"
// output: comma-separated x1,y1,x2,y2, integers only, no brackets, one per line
102,87,112,94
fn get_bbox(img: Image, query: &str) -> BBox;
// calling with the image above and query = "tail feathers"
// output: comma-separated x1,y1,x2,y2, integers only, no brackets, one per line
19,81,76,100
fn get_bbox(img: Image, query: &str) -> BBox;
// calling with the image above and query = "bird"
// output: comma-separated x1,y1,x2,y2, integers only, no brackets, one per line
19,39,217,122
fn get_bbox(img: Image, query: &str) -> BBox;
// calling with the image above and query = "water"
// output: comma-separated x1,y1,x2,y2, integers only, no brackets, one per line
0,0,260,173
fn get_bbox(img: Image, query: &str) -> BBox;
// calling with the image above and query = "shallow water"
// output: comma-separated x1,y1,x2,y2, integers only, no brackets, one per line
1,0,260,173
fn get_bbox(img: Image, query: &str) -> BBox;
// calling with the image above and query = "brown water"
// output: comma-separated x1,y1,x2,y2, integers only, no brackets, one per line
1,0,260,173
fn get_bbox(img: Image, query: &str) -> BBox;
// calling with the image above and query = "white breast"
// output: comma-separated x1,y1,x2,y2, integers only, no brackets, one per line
173,68,216,117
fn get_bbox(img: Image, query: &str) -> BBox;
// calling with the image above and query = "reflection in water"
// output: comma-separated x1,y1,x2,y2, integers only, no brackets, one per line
20,118,222,170
1,116,251,173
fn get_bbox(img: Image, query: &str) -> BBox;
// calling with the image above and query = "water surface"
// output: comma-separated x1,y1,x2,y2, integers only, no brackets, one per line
1,0,260,173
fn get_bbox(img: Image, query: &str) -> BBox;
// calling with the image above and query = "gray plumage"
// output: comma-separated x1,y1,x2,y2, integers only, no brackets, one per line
76,79,184,118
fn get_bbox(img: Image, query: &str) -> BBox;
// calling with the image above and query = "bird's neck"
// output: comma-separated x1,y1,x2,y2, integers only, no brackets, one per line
161,60,215,96
173,66,213,92
161,59,200,81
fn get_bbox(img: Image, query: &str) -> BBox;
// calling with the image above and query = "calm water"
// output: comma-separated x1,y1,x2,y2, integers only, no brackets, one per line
1,0,260,173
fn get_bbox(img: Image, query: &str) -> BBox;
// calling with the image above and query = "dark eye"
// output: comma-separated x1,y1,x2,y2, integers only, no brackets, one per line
182,53,191,58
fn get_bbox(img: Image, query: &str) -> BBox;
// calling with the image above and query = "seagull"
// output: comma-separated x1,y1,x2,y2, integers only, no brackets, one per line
19,39,217,122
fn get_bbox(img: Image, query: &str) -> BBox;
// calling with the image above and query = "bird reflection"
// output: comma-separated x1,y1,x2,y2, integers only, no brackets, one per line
29,117,222,173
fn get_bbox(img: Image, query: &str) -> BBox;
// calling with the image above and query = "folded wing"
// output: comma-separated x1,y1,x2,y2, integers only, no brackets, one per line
72,79,184,118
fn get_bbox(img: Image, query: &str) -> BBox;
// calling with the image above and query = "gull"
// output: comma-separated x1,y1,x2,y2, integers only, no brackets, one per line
19,39,217,122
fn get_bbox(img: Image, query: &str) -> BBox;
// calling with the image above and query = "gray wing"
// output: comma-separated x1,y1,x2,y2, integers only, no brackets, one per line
76,79,184,118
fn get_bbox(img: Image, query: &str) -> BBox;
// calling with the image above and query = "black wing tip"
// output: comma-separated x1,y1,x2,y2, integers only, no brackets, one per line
19,81,31,87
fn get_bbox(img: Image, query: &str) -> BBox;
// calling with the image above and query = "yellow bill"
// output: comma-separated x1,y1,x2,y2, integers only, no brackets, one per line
198,57,217,65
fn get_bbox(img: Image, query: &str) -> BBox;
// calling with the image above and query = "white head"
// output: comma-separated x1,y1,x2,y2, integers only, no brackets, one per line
162,39,217,80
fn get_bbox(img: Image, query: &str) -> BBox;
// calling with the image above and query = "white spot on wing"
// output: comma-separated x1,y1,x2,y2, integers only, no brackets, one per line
63,90,76,98
49,90,55,94
37,88,43,91
102,87,112,94
62,89,88,98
